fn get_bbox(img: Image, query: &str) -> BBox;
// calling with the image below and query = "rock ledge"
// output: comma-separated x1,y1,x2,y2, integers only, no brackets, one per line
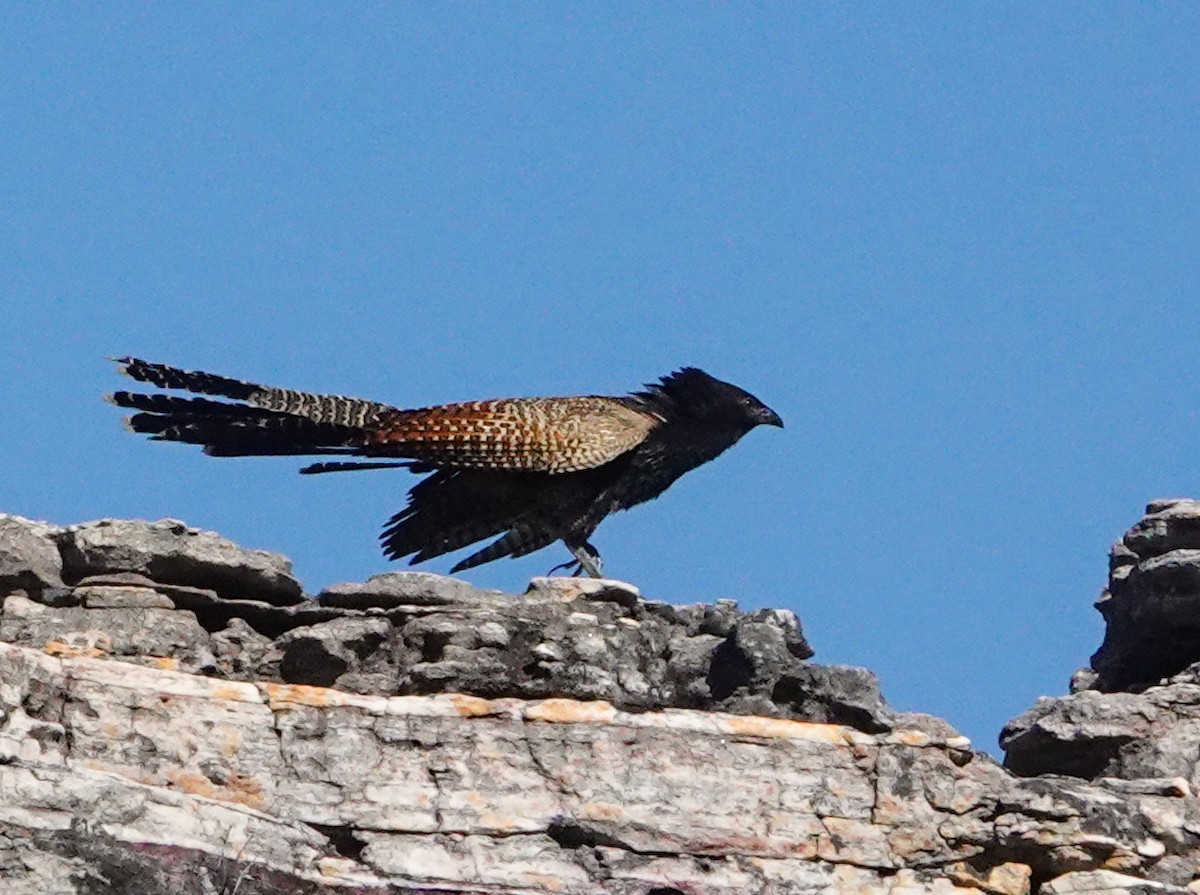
4,511,1200,894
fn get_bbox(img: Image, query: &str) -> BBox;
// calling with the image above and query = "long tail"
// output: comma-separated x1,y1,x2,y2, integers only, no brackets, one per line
107,357,399,458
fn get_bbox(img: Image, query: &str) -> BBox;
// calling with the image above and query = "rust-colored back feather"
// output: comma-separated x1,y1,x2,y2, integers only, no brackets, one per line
367,397,657,472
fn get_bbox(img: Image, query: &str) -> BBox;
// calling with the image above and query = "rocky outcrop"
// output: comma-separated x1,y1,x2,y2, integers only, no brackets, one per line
1091,499,1200,692
4,509,1200,893
1003,500,1200,792
0,517,888,729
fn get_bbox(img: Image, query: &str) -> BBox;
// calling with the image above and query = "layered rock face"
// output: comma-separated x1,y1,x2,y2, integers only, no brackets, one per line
2,508,1200,894
1003,500,1200,786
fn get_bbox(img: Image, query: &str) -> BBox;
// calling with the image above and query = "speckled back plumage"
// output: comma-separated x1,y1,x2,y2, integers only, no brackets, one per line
369,397,656,472
108,358,782,577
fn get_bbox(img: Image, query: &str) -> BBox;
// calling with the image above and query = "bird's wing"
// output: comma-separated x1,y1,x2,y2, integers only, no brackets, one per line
365,397,657,473
380,468,555,564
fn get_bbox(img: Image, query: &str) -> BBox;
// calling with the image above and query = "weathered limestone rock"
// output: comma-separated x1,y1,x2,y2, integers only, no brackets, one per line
1003,500,1200,806
5,510,1200,892
0,514,64,593
1039,870,1193,893
1092,499,1200,691
319,568,498,607
0,593,216,673
59,518,304,604
7,521,873,726
4,639,1192,894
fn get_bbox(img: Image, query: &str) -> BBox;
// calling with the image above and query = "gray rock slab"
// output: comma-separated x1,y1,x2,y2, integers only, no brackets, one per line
76,584,175,609
0,594,216,674
1062,499,1200,691
0,514,64,592
277,616,394,688
209,617,281,679
1040,869,1192,893
4,641,1198,893
1122,500,1200,559
1002,667,1200,790
59,518,304,604
319,570,493,608
0,643,1171,892
0,516,871,726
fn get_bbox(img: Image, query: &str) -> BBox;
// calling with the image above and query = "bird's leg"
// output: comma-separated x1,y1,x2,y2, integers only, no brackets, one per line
571,541,603,578
547,541,604,578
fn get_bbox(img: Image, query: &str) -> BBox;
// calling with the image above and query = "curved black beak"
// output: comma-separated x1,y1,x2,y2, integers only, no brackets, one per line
757,405,784,428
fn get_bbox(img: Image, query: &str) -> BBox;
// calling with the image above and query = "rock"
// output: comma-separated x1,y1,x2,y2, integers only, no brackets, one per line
0,760,343,895
1003,499,1200,791
1099,777,1192,798
209,616,280,679
318,570,487,608
1071,667,1101,692
1041,869,1192,893
0,519,868,725
0,594,216,674
947,861,1033,895
2,640,1194,894
0,514,63,592
9,510,1200,892
75,584,175,608
1122,500,1200,557
771,664,893,731
278,617,393,689
525,575,642,607
1092,500,1200,690
1001,666,1200,788
59,518,304,605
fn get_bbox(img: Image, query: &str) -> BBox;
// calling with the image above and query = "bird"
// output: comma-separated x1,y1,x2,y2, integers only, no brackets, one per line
106,358,783,578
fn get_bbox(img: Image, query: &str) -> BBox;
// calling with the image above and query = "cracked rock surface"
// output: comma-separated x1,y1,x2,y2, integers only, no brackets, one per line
5,512,1200,893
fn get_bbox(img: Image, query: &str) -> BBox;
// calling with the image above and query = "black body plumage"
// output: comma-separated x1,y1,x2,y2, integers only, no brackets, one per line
108,359,782,577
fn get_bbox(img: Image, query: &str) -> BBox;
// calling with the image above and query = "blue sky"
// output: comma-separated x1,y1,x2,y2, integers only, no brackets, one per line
3,5,1199,752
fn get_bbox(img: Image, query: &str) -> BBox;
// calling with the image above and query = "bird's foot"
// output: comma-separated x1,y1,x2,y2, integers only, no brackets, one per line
548,541,604,578
547,559,587,577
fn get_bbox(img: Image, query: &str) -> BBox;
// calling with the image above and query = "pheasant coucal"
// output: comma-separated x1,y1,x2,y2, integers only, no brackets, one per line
107,358,783,577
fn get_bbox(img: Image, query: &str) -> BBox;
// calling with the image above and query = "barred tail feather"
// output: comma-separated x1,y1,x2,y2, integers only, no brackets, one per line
112,357,398,427
112,357,263,402
109,379,373,458
449,525,555,573
125,409,365,458
108,391,266,417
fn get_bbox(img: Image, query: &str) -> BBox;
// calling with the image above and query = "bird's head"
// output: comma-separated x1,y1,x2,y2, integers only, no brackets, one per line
638,368,784,431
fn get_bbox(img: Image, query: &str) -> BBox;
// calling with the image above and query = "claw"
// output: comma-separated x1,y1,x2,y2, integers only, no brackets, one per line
548,540,604,578
547,559,582,576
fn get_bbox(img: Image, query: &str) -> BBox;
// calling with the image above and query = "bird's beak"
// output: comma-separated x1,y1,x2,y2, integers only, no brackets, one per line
758,406,784,428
